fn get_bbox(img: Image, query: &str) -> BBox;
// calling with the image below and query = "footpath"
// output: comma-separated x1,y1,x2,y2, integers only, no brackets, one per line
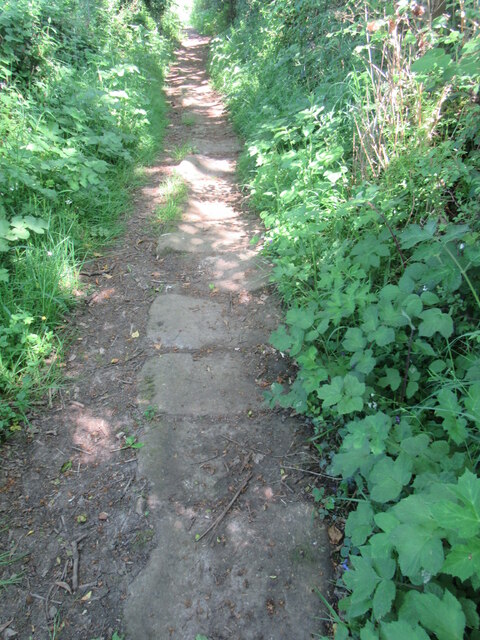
124,31,331,639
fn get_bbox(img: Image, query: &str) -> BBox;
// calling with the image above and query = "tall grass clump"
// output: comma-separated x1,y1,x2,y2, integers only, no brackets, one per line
194,0,480,637
0,0,180,435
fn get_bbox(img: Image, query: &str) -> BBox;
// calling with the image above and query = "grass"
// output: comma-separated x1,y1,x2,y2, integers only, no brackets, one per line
181,112,197,126
150,173,188,232
0,0,179,436
171,141,197,161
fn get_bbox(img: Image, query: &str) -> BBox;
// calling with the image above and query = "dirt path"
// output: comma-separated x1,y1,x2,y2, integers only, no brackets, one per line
0,31,331,640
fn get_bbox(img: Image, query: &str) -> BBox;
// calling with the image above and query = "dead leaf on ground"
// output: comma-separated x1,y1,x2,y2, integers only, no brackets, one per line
328,524,343,545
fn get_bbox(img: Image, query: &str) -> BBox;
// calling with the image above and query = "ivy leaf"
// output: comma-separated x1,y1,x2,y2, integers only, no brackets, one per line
372,579,395,620
345,501,374,546
442,539,480,581
369,454,412,503
391,524,444,578
418,309,453,339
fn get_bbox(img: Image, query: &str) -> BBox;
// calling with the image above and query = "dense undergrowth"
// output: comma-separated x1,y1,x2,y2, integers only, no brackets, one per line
192,0,480,637
0,0,179,433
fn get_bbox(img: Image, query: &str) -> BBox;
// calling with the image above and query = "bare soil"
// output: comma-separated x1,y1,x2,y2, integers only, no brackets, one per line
0,31,332,640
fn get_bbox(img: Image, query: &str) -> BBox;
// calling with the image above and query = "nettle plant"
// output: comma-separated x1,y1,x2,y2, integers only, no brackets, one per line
269,216,480,637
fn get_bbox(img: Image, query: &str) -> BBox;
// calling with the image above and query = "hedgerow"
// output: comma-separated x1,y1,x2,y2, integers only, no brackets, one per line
0,0,179,435
193,0,480,637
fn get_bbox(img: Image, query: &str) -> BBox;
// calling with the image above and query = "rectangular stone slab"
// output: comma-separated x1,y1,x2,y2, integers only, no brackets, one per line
146,294,274,349
138,352,264,416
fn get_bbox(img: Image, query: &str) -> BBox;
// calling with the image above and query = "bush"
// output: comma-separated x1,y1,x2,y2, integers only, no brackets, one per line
199,0,480,636
0,0,178,437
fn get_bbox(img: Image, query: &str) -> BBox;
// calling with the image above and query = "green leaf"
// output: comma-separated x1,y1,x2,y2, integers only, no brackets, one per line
374,325,395,347
433,470,480,537
411,47,453,75
343,555,380,603
405,590,465,640
345,502,374,546
418,309,453,339
465,383,480,426
343,327,366,352
0,268,9,282
459,597,480,630
391,524,444,578
400,221,436,248
270,325,292,351
350,349,376,375
372,579,395,620
369,455,412,503
443,539,480,581
379,368,401,391
318,376,344,408
360,621,380,639
380,620,430,640
285,305,315,330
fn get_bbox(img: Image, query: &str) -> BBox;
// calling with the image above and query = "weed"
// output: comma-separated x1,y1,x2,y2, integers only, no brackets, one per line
181,112,197,127
198,0,480,636
0,0,179,435
150,174,188,231
143,405,158,421
172,141,197,161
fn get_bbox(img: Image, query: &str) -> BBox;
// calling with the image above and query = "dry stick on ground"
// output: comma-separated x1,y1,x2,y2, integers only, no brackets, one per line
196,473,253,543
71,533,89,593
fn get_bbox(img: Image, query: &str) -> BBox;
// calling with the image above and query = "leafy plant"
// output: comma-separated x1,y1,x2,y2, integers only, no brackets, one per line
200,0,480,636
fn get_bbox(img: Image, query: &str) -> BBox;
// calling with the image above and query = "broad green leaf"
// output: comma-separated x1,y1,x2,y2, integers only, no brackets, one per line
400,221,436,248
286,305,315,330
373,325,395,347
443,539,480,581
0,268,9,282
391,524,444,578
379,368,401,391
418,309,453,339
380,620,430,640
345,501,374,546
343,555,380,603
434,470,480,537
411,47,453,75
406,590,465,640
270,325,292,351
369,454,412,503
350,348,376,375
343,327,366,352
360,621,379,639
372,579,395,620
318,376,344,408
465,383,480,426
459,597,480,630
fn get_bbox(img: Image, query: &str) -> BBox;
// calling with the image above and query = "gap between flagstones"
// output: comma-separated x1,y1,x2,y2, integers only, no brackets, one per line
123,30,332,640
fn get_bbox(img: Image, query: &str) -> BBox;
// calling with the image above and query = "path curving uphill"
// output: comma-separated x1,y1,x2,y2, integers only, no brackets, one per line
124,31,331,640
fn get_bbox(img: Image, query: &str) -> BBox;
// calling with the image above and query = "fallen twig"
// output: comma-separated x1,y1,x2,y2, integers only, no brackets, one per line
71,533,88,593
196,473,253,543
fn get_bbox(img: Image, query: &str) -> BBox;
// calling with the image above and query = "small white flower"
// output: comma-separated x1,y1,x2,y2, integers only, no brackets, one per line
47,251,53,257
459,243,465,250
65,199,72,205
422,285,428,292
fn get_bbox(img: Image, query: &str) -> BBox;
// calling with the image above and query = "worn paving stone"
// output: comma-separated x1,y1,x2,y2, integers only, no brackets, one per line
138,352,264,416
146,294,275,348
